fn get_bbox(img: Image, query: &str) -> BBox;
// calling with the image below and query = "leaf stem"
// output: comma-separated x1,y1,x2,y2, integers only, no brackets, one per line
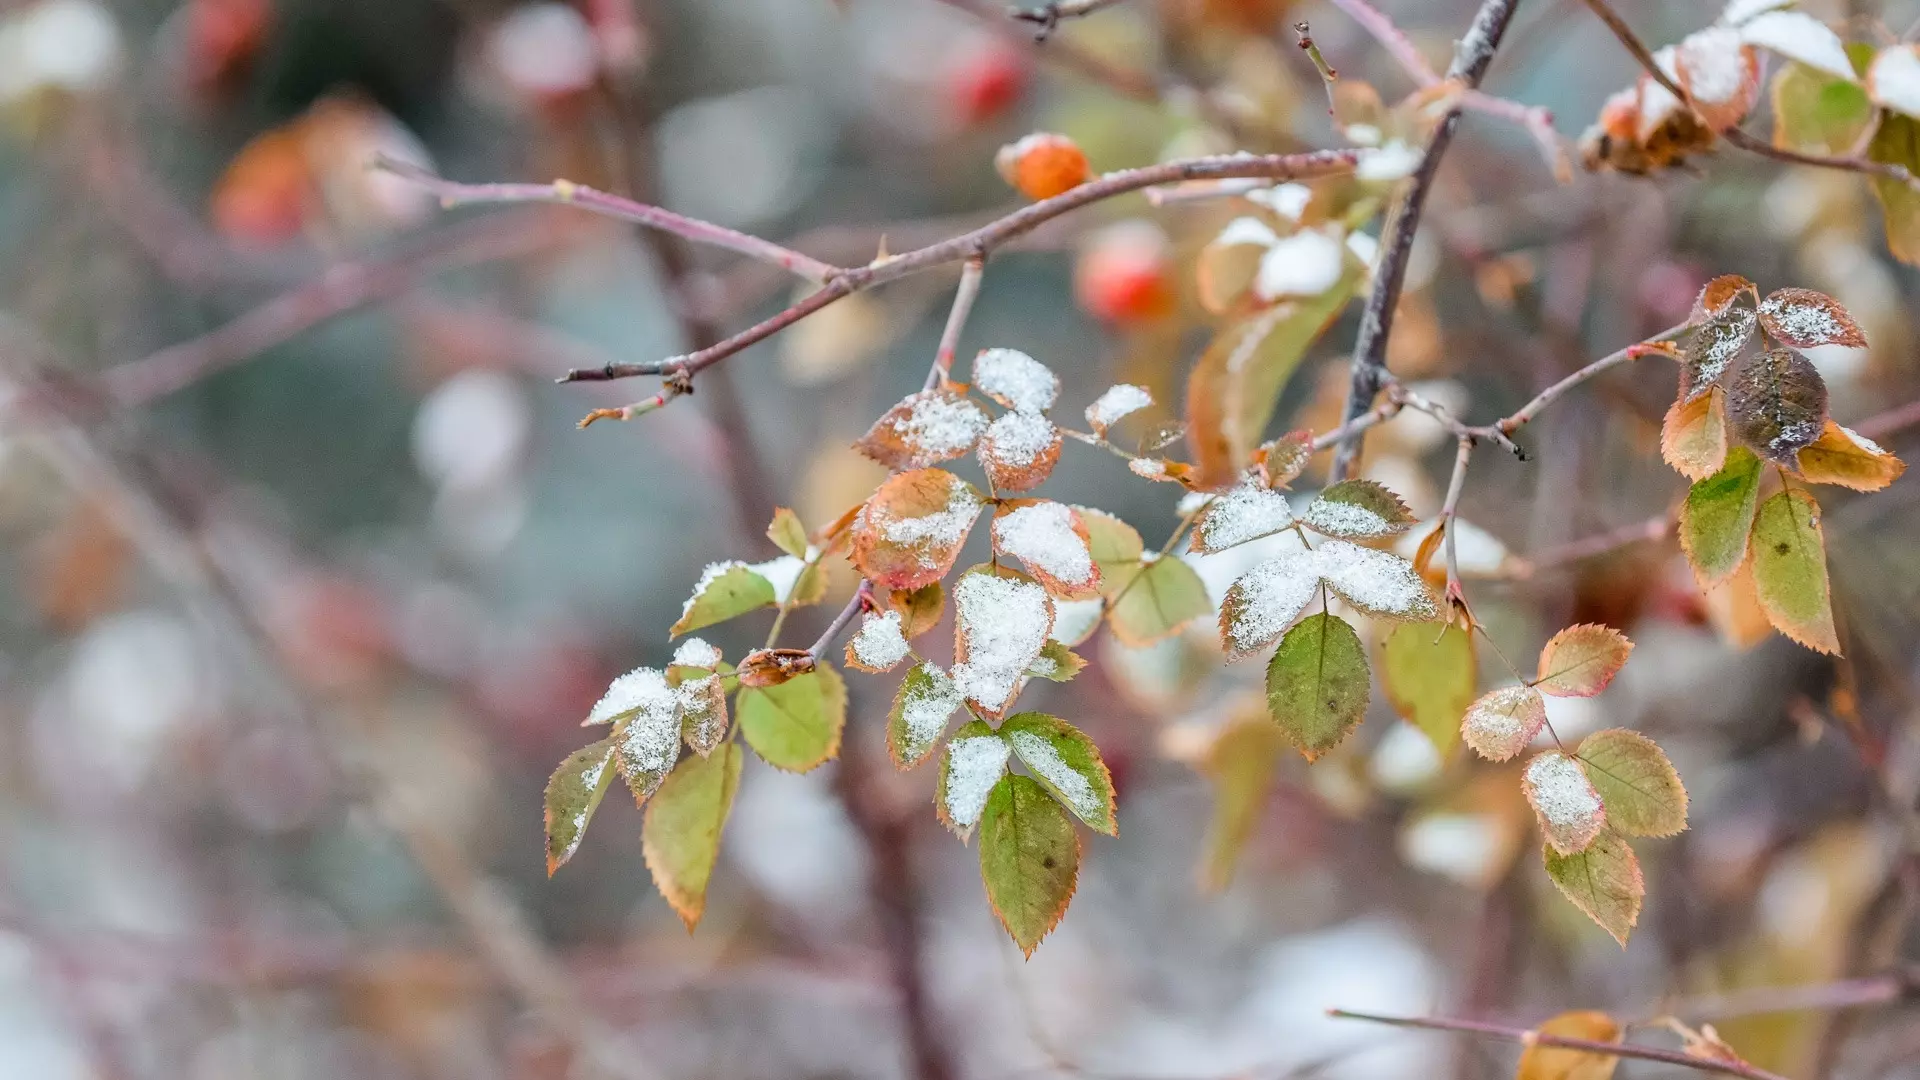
1326,1009,1796,1080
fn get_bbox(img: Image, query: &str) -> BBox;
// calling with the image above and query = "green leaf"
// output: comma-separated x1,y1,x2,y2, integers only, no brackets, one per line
1380,621,1475,756
1680,445,1763,587
1107,555,1212,647
1302,479,1416,540
1543,831,1644,947
1198,717,1286,891
738,664,847,771
1772,57,1876,156
1026,640,1085,682
1076,506,1145,594
978,774,1082,957
1726,349,1829,465
544,737,617,876
937,720,1009,837
642,743,742,931
767,507,810,559
1576,729,1689,838
1001,713,1117,835
1265,613,1371,761
1186,270,1361,488
1749,489,1840,654
1869,112,1920,266
671,562,777,637
888,662,961,769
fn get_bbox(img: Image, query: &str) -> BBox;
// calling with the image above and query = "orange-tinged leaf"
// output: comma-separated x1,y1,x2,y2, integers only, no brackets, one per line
642,743,742,930
1758,287,1867,349
978,773,1081,957
1690,274,1756,322
1534,624,1634,697
1515,1010,1622,1080
978,411,1063,493
854,389,989,471
888,582,945,638
1703,558,1773,650
1749,489,1840,654
1794,420,1905,491
1258,430,1313,489
1675,31,1761,133
1462,684,1547,762
991,500,1102,599
1524,751,1608,855
1661,386,1728,481
1198,715,1286,891
851,469,984,590
1543,831,1643,946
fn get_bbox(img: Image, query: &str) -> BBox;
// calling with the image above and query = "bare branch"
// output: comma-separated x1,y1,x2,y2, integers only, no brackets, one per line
557,149,1360,383
1328,0,1524,482
376,155,841,283
1326,0,1442,87
928,256,987,390
1009,0,1130,40
1328,1009,1795,1080
1494,321,1690,436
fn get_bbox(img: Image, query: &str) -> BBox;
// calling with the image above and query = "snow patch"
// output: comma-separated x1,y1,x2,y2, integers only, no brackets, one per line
943,735,1009,828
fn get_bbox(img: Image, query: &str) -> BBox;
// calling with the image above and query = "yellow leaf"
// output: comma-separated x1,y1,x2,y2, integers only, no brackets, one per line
1516,1010,1622,1080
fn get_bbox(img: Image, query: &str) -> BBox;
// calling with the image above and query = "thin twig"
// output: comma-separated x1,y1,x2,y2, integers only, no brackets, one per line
1647,969,1920,1024
555,149,1360,383
1328,0,1524,482
808,581,875,659
374,156,839,283
1327,0,1442,87
931,0,1160,102
928,256,987,391
1494,321,1689,436
1438,436,1474,607
1309,396,1405,451
1010,0,1129,40
1328,1009,1795,1080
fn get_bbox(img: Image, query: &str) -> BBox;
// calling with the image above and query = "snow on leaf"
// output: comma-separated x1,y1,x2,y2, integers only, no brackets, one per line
846,610,910,673
1460,684,1547,762
613,671,683,805
992,501,1100,598
978,410,1063,493
1675,26,1760,131
1681,445,1763,587
1381,621,1475,756
1302,479,1415,540
591,665,676,731
972,348,1060,413
545,737,616,875
1049,597,1104,647
1795,420,1906,491
1544,831,1644,946
852,469,983,590
676,673,730,755
1681,307,1756,401
1259,430,1314,489
1316,540,1438,621
671,638,722,669
1107,554,1211,646
1534,624,1634,698
1085,384,1153,434
1738,10,1856,83
1868,44,1920,119
1197,219,1275,313
737,665,847,772
641,743,741,930
1757,287,1867,349
1749,488,1840,653
1661,386,1729,481
1265,613,1370,761
1219,551,1320,660
938,723,1010,835
951,572,1054,715
888,662,961,769
978,773,1081,957
1576,729,1689,838
1253,226,1348,300
1721,0,1790,26
1002,713,1117,834
671,562,776,637
1192,480,1294,554
1524,751,1607,855
888,581,945,638
855,388,989,471
749,553,821,606
1727,347,1829,464
1516,1011,1624,1080
1355,140,1422,182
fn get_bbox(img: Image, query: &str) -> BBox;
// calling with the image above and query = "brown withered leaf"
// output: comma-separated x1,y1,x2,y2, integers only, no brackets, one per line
1758,287,1867,349
736,648,817,688
1693,276,1756,323
1726,347,1829,464
888,582,945,638
1258,430,1314,489
1680,308,1756,401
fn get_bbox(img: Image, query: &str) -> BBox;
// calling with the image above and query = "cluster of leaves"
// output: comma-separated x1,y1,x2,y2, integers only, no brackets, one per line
1583,0,1920,267
1662,276,1904,654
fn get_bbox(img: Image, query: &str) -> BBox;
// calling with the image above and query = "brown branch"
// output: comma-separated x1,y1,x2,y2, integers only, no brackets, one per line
376,156,839,283
96,211,566,407
1649,969,1920,1024
1496,513,1671,580
1328,1009,1796,1080
1493,321,1690,436
931,0,1159,101
927,256,987,390
558,149,1359,383
1009,0,1130,39
1327,0,1524,481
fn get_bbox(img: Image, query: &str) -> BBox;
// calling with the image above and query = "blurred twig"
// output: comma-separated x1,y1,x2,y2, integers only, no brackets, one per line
1328,1009,1795,1080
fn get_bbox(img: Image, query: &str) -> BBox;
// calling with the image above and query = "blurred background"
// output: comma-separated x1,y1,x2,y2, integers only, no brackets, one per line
1,0,1918,1077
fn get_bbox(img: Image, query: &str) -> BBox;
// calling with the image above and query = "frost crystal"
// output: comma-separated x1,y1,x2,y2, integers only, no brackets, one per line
882,484,983,552
1223,552,1320,655
1759,294,1845,344
850,611,910,671
1841,425,1886,455
1677,26,1747,104
1197,481,1293,552
1524,752,1605,837
951,573,1052,712
1128,457,1167,479
1254,227,1346,300
589,666,676,725
1008,730,1098,817
893,390,989,458
1086,384,1153,430
596,667,680,775
1303,497,1392,539
1316,540,1436,618
943,735,1010,828
672,638,722,668
972,348,1060,413
994,502,1094,586
979,411,1057,469
900,663,962,758
1461,685,1544,760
